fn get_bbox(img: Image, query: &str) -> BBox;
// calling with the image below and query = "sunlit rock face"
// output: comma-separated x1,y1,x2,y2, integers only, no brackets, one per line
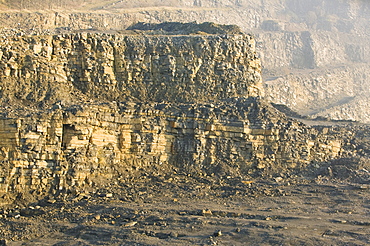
0,24,348,202
1,0,370,122
0,32,262,105
0,98,343,199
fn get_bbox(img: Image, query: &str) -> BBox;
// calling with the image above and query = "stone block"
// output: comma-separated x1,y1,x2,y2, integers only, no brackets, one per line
251,128,266,135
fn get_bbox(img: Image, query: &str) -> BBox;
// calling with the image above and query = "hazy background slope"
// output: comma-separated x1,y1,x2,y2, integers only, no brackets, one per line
1,0,370,122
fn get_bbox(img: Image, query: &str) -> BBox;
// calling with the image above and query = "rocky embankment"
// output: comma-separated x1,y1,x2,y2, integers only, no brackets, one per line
0,97,349,204
1,24,366,205
2,0,370,122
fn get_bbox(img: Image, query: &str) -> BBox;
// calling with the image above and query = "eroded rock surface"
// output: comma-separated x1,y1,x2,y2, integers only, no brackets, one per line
0,26,358,204
0,97,348,203
0,32,262,109
2,0,369,122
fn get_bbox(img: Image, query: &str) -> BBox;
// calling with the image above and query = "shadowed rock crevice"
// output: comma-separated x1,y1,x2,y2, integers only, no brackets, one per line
127,22,244,35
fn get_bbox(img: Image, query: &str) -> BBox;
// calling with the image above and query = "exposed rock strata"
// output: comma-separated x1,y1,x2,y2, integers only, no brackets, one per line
0,30,349,202
2,0,369,122
0,32,262,107
264,64,370,122
0,98,344,202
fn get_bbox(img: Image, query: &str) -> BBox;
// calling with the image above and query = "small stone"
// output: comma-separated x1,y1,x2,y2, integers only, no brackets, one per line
275,177,283,182
235,228,241,233
359,185,369,190
202,209,213,216
106,193,113,198
333,219,347,224
47,199,56,204
241,180,253,185
213,230,222,237
123,221,138,227
94,215,101,220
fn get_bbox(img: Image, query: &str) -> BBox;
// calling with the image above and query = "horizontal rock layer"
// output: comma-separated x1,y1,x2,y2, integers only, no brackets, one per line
0,99,344,200
0,33,262,108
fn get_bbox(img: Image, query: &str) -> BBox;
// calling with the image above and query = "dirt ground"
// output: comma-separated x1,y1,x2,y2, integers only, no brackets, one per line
0,165,369,246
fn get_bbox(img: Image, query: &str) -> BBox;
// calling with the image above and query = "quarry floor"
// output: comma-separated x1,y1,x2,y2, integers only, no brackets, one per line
1,173,369,246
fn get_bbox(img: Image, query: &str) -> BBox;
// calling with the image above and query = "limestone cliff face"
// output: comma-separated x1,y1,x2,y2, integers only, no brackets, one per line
0,30,346,201
1,0,370,122
0,33,262,107
258,29,370,119
0,99,343,199
264,64,370,122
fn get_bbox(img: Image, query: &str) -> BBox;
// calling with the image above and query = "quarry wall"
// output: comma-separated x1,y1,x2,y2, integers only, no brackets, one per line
0,33,262,105
1,6,370,122
0,99,343,200
0,31,346,201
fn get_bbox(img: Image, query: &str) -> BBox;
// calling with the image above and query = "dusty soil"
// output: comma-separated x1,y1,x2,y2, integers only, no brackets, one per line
0,166,369,246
